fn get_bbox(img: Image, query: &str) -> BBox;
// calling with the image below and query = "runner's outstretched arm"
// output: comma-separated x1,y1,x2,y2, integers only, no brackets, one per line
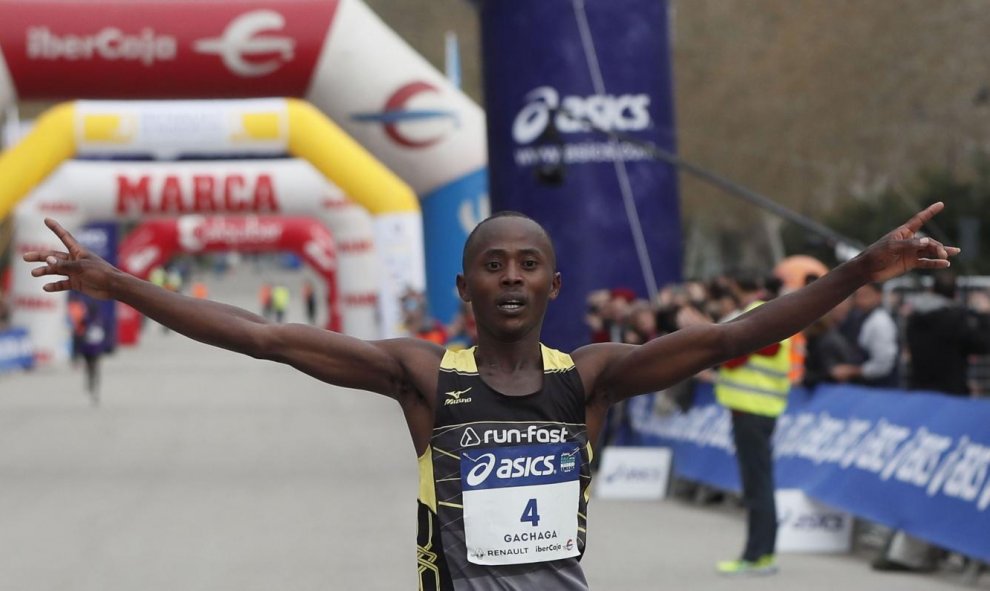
577,202,959,403
23,218,441,399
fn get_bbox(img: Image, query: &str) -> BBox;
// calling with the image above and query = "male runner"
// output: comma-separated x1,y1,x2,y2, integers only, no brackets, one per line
24,203,955,590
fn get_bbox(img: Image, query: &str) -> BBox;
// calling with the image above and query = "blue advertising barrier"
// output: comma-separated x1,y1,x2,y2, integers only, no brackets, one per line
0,327,34,373
627,383,990,560
478,0,682,350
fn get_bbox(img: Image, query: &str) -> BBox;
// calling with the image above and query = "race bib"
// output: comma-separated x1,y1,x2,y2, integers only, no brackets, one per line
461,443,582,565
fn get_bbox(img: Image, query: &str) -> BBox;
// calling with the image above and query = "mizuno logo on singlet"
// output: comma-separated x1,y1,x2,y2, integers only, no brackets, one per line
444,387,473,406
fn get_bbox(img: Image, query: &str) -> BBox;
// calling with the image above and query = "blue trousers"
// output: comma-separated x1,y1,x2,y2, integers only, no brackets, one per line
731,410,778,561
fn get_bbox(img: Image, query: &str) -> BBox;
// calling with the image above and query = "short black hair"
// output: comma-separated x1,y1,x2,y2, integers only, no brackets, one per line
461,211,556,272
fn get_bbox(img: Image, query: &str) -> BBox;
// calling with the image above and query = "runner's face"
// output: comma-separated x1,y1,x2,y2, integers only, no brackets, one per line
458,217,560,341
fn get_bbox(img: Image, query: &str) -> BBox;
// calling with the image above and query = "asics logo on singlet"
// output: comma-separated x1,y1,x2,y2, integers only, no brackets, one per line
464,452,556,486
444,387,473,406
482,425,568,445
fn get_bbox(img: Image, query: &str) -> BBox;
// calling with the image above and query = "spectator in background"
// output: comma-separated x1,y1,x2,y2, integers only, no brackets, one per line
165,266,183,294
159,267,184,335
302,280,317,325
621,299,656,345
592,287,636,343
707,278,740,322
905,271,990,396
654,283,692,334
191,281,209,300
715,273,793,576
592,288,639,448
802,307,859,389
401,288,447,345
830,283,900,387
864,273,990,574
259,282,273,319
80,300,106,406
583,289,611,343
271,284,290,323
67,293,87,366
446,301,478,349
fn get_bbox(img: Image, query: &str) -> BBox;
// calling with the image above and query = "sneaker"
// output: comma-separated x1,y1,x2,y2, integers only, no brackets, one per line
716,555,778,576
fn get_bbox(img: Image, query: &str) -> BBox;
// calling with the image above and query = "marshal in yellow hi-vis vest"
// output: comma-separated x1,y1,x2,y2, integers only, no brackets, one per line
716,301,793,417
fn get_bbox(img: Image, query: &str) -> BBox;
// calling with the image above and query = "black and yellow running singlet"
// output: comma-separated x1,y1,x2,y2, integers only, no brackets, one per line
416,345,593,590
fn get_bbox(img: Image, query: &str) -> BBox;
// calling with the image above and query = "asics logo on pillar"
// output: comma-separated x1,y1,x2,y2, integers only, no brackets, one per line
511,86,652,144
194,10,296,77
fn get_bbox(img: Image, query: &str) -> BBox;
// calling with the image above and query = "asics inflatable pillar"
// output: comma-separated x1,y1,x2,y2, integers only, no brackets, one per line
477,0,683,349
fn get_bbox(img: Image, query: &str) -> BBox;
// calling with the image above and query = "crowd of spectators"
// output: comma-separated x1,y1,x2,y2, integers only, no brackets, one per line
584,270,990,398
586,269,990,576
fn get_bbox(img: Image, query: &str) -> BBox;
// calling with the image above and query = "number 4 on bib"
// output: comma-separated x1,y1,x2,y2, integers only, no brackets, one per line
520,498,541,527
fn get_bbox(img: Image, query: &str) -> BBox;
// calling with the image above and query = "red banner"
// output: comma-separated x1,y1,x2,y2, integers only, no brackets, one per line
119,215,341,331
0,0,338,98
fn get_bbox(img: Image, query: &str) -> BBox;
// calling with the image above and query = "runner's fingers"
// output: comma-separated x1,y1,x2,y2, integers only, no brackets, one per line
42,280,71,292
30,265,62,277
916,258,951,269
22,250,69,263
902,202,944,233
914,237,950,260
45,218,83,252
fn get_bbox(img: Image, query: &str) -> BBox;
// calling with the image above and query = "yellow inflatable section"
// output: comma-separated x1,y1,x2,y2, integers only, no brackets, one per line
0,103,76,220
0,98,418,220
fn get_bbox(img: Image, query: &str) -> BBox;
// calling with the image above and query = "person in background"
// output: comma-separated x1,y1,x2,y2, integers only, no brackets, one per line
802,308,859,390
303,280,317,325
590,287,636,344
714,273,793,576
271,284,290,323
800,274,858,389
80,300,106,406
67,293,87,366
446,301,478,349
259,282,273,319
905,271,990,396
623,299,658,345
401,288,447,345
191,281,209,300
583,288,611,343
830,282,900,387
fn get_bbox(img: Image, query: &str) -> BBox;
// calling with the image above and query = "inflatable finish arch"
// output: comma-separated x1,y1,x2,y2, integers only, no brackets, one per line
119,216,344,332
14,158,389,363
0,0,489,324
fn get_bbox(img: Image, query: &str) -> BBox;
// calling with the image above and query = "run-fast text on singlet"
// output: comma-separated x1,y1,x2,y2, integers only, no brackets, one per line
461,443,581,566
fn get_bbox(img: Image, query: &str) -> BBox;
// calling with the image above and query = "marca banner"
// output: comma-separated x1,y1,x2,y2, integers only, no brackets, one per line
627,384,990,561
478,0,682,349
0,0,488,327
0,327,33,373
